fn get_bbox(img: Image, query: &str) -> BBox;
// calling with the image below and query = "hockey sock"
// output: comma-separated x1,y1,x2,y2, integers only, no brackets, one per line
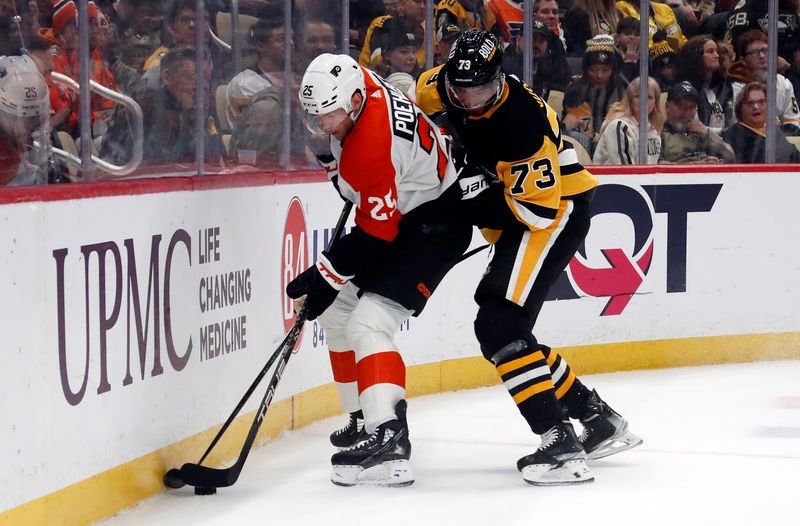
329,349,360,413
539,345,593,420
356,350,406,433
496,347,564,434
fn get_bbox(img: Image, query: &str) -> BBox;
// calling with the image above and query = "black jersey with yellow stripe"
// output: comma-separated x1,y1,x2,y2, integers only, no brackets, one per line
415,65,597,231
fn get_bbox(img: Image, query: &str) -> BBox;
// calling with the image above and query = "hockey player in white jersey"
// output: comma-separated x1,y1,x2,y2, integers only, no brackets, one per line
287,53,472,487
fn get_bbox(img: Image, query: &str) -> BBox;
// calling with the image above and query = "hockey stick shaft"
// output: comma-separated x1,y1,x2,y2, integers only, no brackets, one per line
175,201,353,488
195,337,286,465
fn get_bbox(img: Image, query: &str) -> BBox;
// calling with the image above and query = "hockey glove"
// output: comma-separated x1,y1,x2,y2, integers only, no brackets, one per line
286,253,353,320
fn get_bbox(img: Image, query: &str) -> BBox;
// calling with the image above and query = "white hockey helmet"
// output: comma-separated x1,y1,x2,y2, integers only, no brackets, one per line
0,56,50,119
0,56,52,175
298,53,365,117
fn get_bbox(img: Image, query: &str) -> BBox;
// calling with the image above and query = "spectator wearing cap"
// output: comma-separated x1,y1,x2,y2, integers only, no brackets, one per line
434,23,460,66
660,81,735,164
651,31,678,90
723,81,800,163
677,34,734,136
615,0,687,51
377,18,420,78
225,18,285,126
593,76,664,165
502,18,570,100
38,0,119,134
360,0,425,72
563,0,621,55
434,0,499,46
562,34,627,154
727,30,800,135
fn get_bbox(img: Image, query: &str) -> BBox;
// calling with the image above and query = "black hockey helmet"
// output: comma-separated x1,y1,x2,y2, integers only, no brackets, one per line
444,29,505,112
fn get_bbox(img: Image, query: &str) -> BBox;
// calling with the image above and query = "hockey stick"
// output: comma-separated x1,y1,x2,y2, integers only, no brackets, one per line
164,201,353,493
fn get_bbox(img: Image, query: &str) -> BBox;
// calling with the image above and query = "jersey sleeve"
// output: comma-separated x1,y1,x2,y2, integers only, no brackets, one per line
779,76,800,128
496,147,561,230
414,66,446,118
358,16,390,68
495,100,562,231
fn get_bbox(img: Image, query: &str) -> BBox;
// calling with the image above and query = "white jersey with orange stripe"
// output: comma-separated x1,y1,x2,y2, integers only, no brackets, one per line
325,68,458,243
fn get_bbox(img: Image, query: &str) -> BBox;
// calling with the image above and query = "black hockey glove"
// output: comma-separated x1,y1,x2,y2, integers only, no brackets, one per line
285,253,353,320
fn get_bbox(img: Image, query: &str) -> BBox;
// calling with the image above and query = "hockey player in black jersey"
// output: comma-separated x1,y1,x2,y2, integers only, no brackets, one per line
414,29,642,486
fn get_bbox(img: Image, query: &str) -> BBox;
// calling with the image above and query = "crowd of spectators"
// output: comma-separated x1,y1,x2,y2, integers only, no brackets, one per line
1,0,799,186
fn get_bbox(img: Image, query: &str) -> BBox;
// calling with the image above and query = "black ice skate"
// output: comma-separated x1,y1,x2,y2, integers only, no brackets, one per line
330,400,413,487
330,410,366,449
517,420,594,486
579,389,643,460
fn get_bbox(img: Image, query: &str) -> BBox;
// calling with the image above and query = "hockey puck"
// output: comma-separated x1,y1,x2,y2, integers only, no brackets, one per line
163,468,185,489
194,486,217,496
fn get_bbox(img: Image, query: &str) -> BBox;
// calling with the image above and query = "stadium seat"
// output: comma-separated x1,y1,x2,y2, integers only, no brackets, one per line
787,136,800,154
215,12,260,50
562,134,592,166
547,89,564,116
222,134,232,156
216,84,230,132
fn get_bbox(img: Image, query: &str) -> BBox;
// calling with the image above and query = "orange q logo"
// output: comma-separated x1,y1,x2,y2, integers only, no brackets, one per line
281,197,309,333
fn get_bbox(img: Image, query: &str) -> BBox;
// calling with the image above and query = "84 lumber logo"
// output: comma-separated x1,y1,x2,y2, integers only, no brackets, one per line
548,183,722,316
281,197,309,350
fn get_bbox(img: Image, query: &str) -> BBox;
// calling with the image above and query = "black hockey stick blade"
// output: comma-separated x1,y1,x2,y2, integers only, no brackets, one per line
194,325,295,467
165,201,353,491
175,317,305,488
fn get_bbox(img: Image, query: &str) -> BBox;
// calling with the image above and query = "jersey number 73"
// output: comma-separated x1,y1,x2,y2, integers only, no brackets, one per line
509,158,556,194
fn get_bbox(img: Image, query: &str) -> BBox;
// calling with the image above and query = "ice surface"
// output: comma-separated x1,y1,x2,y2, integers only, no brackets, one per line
99,361,800,526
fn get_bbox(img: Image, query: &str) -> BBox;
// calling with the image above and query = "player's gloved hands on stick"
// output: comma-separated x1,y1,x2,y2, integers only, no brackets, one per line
286,253,353,320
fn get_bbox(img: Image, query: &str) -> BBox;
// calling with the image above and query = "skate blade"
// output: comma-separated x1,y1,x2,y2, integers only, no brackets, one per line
522,459,595,486
331,460,414,487
587,429,643,460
